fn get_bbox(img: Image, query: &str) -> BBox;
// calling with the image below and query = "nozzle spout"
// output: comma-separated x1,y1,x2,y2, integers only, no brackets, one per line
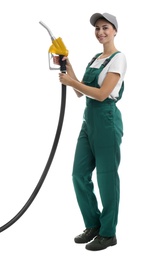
39,21,55,41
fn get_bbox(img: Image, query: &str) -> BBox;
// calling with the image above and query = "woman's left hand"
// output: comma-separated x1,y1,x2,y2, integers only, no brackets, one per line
59,73,73,86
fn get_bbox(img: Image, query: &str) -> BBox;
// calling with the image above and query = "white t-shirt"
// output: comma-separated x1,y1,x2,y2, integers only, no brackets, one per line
90,52,127,100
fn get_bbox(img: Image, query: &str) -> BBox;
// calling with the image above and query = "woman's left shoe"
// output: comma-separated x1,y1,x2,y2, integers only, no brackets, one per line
85,235,117,251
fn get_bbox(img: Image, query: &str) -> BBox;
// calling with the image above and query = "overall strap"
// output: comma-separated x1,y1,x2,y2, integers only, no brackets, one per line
88,53,102,66
88,51,120,68
100,51,120,69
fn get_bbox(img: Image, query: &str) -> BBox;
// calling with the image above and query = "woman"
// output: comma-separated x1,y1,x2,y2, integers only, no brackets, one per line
54,12,127,251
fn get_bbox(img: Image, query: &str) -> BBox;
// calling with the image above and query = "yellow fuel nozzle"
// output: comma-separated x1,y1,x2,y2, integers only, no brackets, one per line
49,37,68,56
39,21,68,70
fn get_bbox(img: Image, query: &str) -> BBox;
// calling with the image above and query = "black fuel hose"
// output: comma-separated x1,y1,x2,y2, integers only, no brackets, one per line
0,61,66,232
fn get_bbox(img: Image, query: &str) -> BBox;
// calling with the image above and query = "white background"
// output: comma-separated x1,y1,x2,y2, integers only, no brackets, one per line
0,0,144,259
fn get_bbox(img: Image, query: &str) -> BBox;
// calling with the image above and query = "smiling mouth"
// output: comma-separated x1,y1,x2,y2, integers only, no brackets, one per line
98,36,105,40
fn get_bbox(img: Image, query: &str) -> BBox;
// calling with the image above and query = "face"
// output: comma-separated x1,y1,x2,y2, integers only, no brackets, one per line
95,18,116,44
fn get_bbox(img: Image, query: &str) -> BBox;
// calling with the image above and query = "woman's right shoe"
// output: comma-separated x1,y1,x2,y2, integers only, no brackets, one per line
74,227,100,243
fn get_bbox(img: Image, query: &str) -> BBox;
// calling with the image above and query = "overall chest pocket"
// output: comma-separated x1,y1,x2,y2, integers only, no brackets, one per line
82,67,100,86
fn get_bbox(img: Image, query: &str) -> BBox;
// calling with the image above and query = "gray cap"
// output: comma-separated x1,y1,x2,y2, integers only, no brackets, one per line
90,12,118,30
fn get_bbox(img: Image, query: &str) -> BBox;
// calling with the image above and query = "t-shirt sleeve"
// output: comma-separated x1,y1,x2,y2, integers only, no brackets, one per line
108,53,127,80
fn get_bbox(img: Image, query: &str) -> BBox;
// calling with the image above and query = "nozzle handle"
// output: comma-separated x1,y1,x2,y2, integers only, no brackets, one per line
59,55,66,72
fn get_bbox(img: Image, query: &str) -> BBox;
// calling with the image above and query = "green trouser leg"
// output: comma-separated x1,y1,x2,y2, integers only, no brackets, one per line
72,102,123,237
72,121,101,229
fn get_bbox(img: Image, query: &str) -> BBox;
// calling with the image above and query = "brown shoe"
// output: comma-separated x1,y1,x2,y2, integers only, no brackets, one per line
74,227,100,244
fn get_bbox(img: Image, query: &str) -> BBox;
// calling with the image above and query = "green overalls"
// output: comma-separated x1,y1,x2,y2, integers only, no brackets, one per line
72,52,124,237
